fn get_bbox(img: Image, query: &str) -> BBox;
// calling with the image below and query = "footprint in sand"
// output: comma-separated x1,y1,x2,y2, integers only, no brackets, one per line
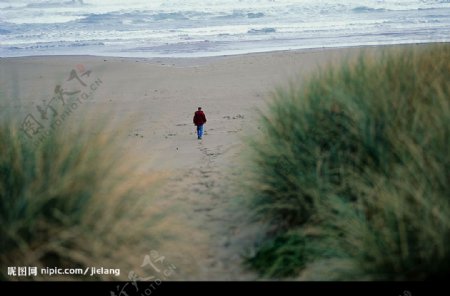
223,114,245,120
194,207,213,212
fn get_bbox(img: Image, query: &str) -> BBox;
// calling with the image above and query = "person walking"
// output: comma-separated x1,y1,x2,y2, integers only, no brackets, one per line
193,107,207,139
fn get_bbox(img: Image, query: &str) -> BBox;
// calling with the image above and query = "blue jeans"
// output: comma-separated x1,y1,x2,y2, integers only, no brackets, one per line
196,125,204,139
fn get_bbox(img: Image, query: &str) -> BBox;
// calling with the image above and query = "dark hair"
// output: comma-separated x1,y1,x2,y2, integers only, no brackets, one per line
198,107,202,110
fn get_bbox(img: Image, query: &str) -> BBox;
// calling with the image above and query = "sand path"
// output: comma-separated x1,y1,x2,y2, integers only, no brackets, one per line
160,127,261,280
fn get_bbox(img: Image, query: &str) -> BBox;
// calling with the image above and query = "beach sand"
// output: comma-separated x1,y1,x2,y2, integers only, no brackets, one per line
0,46,383,280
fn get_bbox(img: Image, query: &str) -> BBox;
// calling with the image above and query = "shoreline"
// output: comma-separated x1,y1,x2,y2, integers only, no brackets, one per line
1,42,447,66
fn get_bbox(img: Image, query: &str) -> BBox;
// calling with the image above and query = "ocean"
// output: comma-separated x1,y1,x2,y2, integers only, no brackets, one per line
1,0,450,57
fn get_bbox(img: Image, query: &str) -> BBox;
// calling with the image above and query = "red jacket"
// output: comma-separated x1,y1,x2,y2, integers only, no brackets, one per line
193,110,207,126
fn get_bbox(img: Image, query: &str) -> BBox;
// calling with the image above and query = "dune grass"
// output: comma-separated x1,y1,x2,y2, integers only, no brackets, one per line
0,110,170,280
245,44,450,280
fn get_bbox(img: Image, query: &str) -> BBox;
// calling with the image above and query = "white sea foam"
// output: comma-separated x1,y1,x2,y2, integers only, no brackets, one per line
1,0,450,57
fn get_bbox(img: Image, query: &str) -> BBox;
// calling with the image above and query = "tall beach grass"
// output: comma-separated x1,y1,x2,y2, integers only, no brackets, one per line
0,109,171,280
245,44,450,280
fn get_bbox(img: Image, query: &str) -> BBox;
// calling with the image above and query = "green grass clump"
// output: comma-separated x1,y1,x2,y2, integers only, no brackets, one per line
0,114,168,280
246,44,450,280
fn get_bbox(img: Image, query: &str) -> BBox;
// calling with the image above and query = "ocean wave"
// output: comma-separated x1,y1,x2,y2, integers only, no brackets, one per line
247,28,276,34
78,12,123,24
128,40,224,55
77,10,210,25
153,12,189,21
26,0,86,9
214,10,265,20
247,12,265,18
12,40,105,50
352,6,386,13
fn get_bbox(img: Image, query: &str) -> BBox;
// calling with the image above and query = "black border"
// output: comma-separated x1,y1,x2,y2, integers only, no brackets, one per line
4,281,436,296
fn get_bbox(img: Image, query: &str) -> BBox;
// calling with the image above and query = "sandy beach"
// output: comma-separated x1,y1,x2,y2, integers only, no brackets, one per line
0,46,390,280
